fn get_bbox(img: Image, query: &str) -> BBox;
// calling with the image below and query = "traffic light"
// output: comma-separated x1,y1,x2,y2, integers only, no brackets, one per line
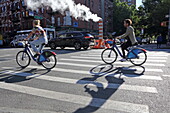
161,21,169,27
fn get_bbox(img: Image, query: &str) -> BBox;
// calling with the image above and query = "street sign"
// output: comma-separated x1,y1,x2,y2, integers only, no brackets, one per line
73,22,78,27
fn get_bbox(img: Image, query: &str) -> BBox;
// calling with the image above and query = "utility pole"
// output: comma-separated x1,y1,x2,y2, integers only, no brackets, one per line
168,8,170,42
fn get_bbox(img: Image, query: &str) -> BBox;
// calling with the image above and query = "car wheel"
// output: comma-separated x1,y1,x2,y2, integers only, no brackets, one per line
60,46,65,49
74,42,81,50
50,43,56,49
83,46,89,50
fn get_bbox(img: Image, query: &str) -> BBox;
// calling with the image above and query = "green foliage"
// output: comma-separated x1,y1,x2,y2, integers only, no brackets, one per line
112,0,169,39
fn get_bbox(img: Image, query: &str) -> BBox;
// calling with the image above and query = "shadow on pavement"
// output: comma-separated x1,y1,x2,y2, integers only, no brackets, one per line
74,64,145,113
0,67,51,83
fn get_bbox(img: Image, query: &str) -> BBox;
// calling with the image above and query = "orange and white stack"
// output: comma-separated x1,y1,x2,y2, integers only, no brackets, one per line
93,19,105,49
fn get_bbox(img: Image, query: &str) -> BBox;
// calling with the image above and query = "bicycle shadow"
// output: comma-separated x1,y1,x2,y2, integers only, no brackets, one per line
0,67,51,83
74,64,145,112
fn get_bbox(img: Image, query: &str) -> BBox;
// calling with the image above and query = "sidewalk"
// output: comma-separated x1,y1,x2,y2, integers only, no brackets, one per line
140,43,170,49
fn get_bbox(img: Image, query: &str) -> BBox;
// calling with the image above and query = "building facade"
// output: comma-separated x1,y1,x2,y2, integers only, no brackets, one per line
120,0,136,6
0,0,114,41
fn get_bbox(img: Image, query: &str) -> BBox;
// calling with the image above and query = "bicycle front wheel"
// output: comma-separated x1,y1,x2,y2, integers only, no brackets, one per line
101,48,118,64
41,53,57,69
129,49,147,66
16,51,31,68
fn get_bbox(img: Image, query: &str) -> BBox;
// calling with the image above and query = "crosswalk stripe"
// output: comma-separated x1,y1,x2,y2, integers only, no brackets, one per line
80,54,168,59
81,54,169,57
71,56,167,63
0,82,149,113
0,54,13,58
71,56,166,63
58,60,165,67
162,75,170,77
59,58,163,72
1,66,163,81
0,70,159,93
0,107,59,113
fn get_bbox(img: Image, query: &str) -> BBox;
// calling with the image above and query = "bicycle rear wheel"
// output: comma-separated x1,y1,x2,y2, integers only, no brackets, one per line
16,51,31,68
41,51,57,69
129,49,147,66
101,48,118,64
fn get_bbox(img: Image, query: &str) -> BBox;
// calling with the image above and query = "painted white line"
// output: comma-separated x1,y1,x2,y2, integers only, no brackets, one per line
0,82,149,113
82,52,169,56
80,54,168,59
81,54,169,58
70,56,166,63
0,54,13,58
0,107,58,113
59,58,165,71
162,75,170,77
1,66,163,81
0,70,158,93
58,60,165,67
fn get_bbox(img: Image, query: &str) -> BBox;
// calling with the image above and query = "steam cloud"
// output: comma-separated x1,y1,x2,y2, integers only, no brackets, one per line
25,0,101,22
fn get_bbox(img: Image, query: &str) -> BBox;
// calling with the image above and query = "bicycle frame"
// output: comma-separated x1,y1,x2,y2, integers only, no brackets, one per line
23,44,37,61
110,43,140,59
111,43,124,58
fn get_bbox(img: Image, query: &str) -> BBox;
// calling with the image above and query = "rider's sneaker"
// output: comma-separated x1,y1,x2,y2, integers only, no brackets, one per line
119,58,127,62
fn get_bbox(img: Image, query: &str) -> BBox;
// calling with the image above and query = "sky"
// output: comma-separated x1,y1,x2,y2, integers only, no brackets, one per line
136,0,143,8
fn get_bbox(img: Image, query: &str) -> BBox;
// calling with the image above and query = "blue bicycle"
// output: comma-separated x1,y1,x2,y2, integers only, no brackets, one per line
16,41,57,69
101,40,147,66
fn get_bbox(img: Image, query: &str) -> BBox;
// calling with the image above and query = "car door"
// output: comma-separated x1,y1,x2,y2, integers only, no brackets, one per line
56,34,67,47
65,33,74,47
69,33,82,46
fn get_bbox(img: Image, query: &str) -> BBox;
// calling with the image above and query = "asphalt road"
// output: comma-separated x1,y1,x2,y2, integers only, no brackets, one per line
0,45,169,113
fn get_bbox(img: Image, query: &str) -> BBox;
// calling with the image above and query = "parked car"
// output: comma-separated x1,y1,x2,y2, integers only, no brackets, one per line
49,31,94,50
17,41,25,47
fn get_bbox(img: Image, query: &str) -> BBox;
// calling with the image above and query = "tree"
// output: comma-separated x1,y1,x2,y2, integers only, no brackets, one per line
112,0,134,35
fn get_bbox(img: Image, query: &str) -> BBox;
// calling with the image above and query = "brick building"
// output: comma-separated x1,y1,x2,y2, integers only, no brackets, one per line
120,0,136,6
0,0,113,41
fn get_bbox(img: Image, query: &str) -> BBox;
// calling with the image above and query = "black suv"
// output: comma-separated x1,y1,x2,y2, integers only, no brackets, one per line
49,31,94,50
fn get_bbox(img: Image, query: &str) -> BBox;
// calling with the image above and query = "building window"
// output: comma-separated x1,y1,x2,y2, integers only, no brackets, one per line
88,0,90,6
84,0,86,5
128,0,132,2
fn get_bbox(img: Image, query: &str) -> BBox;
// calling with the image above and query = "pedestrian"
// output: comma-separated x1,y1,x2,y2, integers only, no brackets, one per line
157,34,162,48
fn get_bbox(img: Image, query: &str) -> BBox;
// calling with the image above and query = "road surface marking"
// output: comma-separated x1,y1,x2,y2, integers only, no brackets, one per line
162,75,170,77
0,82,149,113
70,56,166,63
59,58,163,72
0,107,59,113
80,54,168,59
0,70,158,93
1,66,163,81
0,54,13,58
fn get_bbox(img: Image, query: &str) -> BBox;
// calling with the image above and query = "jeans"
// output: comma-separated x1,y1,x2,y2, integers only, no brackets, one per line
30,37,48,53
